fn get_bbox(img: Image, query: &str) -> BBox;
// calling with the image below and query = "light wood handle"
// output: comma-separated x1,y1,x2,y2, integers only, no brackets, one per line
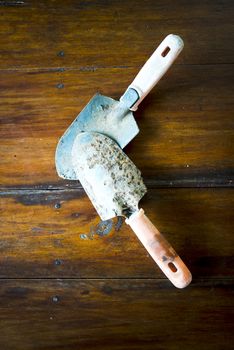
121,34,184,111
126,209,192,288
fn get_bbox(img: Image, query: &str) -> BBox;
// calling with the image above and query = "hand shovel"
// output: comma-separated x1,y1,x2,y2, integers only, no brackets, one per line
56,34,184,180
71,131,192,288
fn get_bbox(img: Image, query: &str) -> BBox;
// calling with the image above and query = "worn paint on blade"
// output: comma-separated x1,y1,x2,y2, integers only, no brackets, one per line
55,94,139,180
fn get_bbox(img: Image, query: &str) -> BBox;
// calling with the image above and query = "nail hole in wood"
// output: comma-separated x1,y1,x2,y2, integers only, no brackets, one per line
168,262,177,272
56,83,64,89
54,259,62,266
52,296,59,303
57,51,65,57
161,46,170,57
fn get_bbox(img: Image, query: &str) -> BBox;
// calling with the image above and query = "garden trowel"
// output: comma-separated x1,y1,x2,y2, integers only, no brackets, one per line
71,131,192,288
56,34,184,180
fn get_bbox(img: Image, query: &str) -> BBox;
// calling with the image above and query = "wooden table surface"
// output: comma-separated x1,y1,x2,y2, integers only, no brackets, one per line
0,1,233,349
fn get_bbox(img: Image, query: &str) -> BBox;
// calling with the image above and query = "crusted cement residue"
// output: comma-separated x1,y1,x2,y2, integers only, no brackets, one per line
72,132,147,220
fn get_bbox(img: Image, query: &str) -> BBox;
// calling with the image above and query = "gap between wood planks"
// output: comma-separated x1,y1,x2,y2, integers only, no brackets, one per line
0,177,233,193
0,63,234,73
0,277,233,286
0,1,25,6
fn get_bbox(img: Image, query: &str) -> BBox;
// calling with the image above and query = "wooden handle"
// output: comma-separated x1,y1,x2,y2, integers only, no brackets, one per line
121,34,184,111
126,209,192,288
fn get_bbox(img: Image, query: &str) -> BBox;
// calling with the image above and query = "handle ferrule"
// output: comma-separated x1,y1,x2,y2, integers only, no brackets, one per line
120,34,184,111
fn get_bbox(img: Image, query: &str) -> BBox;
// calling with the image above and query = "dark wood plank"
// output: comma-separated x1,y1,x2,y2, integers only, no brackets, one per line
0,1,233,349
0,188,233,278
0,0,233,68
0,278,233,350
0,65,233,187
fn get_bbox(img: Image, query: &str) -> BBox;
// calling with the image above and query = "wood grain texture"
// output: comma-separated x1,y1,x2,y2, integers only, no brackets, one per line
0,0,233,348
0,279,233,350
0,0,233,68
0,64,233,187
0,188,233,278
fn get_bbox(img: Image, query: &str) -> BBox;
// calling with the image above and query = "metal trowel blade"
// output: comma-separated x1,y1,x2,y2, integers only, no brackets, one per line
71,132,147,221
55,94,139,180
